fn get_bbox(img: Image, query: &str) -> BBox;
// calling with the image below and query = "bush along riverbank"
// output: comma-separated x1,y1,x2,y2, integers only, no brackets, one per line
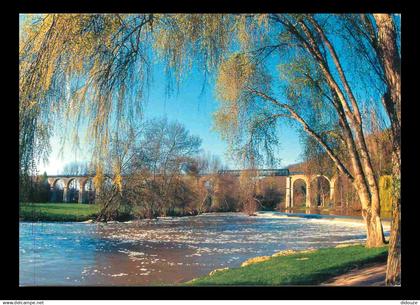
186,245,388,286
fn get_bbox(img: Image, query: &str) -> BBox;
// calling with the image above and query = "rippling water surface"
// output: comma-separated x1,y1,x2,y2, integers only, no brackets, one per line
19,212,388,286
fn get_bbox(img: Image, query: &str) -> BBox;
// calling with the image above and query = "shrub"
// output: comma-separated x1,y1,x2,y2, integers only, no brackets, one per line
379,175,392,212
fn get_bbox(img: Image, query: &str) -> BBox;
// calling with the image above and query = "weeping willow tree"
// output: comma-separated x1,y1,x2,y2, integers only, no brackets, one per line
211,14,400,284
19,13,271,199
19,14,154,198
19,13,400,284
341,14,401,285
215,15,389,246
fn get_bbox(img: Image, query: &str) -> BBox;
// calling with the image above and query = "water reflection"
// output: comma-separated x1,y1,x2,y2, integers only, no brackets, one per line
20,212,389,286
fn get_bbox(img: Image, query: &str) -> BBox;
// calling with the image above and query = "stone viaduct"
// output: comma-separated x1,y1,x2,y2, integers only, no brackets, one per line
218,169,337,208
46,169,337,207
47,175,96,204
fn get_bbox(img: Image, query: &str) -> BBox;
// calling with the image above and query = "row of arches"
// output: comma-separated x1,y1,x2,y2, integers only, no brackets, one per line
47,177,97,203
285,174,337,208
46,173,337,207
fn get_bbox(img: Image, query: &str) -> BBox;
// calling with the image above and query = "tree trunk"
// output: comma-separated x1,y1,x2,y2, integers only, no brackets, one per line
364,210,386,247
356,180,385,248
386,193,401,285
373,14,401,286
386,150,401,285
352,124,385,247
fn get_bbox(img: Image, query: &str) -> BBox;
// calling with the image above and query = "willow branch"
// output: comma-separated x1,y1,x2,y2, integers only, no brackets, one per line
246,86,354,182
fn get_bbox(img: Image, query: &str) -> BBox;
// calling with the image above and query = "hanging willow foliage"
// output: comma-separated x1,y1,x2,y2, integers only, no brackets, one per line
19,13,272,177
20,14,154,177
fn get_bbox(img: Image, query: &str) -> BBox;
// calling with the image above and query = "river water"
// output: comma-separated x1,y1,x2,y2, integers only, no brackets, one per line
19,212,389,286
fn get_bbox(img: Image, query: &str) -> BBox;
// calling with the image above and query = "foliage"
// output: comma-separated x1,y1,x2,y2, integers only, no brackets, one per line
238,170,259,215
92,118,204,220
379,175,392,212
290,179,307,208
19,14,153,186
299,127,393,211
213,53,279,167
18,14,275,180
19,14,400,181
24,173,51,203
255,177,284,210
209,175,241,212
187,151,227,175
93,164,104,192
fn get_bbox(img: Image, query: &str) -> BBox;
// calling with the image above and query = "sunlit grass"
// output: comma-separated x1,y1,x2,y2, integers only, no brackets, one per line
186,245,388,286
19,202,101,222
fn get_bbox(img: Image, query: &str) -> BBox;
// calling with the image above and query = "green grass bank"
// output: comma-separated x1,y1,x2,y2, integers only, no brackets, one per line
20,203,101,222
187,245,388,286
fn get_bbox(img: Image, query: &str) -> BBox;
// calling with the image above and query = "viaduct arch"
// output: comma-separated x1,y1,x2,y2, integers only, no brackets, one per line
47,175,92,203
285,174,337,208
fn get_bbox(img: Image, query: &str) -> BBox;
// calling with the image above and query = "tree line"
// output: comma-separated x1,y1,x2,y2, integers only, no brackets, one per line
24,118,282,219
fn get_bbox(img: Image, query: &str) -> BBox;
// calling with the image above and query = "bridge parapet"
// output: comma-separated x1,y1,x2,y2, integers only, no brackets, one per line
217,168,290,177
289,171,304,175
47,175,92,178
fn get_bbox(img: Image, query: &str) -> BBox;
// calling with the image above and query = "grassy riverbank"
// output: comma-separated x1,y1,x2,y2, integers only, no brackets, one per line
20,203,101,222
19,203,198,222
187,245,388,285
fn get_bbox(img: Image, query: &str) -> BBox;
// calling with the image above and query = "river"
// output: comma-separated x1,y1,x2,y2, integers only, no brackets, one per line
19,212,389,286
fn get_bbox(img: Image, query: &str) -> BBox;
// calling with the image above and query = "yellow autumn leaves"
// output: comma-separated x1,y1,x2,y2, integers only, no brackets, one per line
216,53,255,103
92,162,123,193
213,53,256,140
93,165,104,191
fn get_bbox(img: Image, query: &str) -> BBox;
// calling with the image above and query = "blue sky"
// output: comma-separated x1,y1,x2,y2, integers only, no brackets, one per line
38,63,304,174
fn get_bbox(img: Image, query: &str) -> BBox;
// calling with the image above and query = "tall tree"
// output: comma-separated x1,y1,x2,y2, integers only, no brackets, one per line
369,14,401,286
213,14,388,247
94,117,203,219
339,14,401,285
